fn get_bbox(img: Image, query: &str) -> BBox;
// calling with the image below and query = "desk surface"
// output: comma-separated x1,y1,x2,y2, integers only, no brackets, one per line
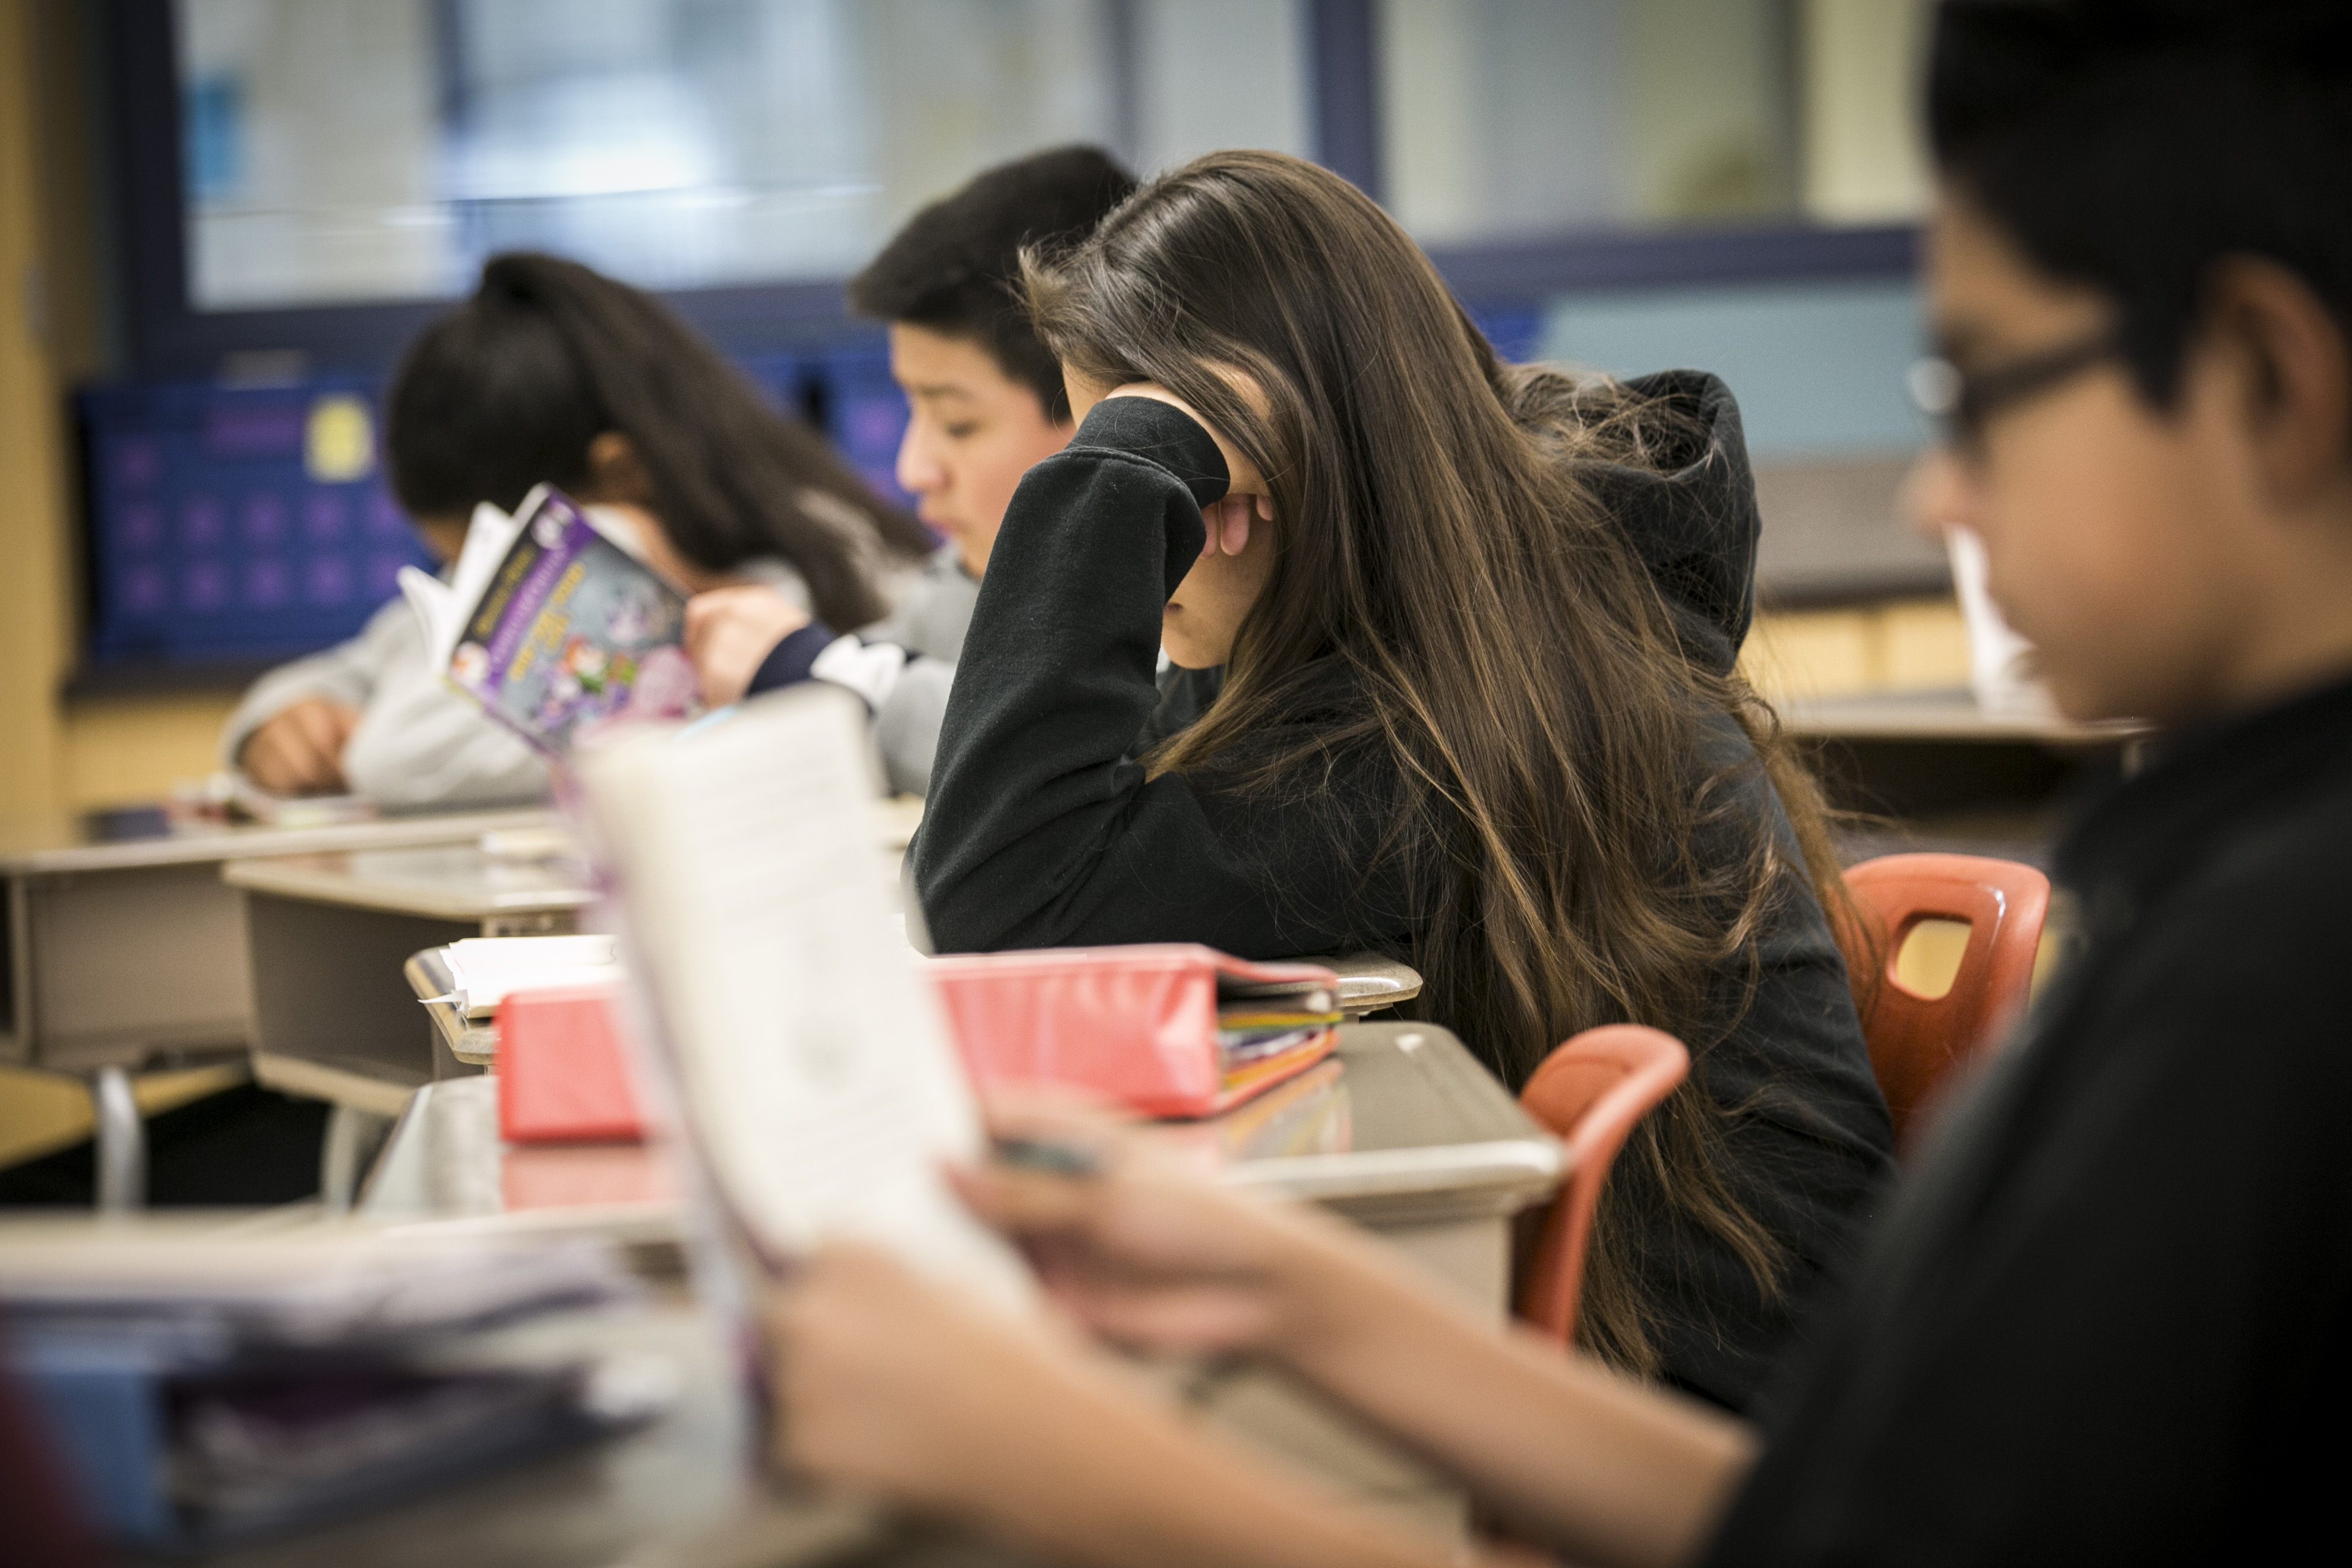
225,845,601,922
0,807,559,877
364,1022,1557,1237
219,798,932,922
1778,688,2146,745
154,1297,911,1568
400,945,1424,1071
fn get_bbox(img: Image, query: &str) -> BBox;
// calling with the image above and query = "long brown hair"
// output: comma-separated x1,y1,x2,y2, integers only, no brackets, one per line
1024,150,1855,1377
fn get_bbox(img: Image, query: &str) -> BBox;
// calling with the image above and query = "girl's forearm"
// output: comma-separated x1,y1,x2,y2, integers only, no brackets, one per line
1264,1219,1757,1568
951,1351,1484,1568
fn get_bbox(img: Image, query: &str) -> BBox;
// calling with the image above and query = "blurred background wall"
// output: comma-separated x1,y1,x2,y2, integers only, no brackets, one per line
1,0,1948,820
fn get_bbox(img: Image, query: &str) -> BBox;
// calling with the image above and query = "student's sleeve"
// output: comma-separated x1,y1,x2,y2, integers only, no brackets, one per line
742,627,953,797
334,602,551,810
873,656,956,798
909,397,1383,957
217,599,403,767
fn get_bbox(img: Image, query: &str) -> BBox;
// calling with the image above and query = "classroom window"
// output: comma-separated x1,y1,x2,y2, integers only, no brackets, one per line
172,0,1310,312
1375,0,1930,244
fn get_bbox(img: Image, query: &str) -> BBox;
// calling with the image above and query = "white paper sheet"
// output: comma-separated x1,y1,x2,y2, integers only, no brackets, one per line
440,934,625,1017
578,686,1029,1306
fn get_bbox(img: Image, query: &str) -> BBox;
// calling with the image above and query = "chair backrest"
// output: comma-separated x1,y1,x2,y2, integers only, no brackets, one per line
1512,1025,1690,1344
1842,852,2051,1150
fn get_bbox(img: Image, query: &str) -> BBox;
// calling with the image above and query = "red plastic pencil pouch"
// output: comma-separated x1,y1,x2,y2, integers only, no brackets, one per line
923,944,1342,1118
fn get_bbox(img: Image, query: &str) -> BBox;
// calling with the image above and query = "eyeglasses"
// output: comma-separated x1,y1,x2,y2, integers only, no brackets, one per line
1907,327,2120,454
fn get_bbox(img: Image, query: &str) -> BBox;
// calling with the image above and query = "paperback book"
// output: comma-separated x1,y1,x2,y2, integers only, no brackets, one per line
400,486,698,756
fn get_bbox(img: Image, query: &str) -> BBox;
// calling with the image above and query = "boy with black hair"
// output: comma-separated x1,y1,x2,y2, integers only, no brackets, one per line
753,4,2352,1563
684,146,1136,794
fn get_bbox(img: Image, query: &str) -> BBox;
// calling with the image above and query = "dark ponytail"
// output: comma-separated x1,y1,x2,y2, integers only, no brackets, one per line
386,252,932,630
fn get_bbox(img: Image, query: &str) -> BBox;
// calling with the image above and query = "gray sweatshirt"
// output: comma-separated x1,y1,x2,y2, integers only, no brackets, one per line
222,541,979,808
218,593,549,810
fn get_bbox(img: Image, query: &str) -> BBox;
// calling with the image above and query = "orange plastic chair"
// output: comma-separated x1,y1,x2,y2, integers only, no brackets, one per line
1513,1025,1690,1344
1842,852,2051,1151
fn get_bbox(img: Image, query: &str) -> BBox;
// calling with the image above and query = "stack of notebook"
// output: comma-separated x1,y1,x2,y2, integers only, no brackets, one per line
1215,984,1342,1102
1,1226,654,1550
429,935,624,1019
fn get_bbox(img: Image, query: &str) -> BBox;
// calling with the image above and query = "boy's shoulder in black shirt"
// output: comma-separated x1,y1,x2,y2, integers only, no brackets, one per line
1708,671,2352,1565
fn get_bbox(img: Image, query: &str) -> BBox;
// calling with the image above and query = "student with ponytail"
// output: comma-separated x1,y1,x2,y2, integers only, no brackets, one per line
224,252,931,806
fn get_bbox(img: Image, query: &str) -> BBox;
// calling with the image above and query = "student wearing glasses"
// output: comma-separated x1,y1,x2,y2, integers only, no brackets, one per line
764,3,2352,1563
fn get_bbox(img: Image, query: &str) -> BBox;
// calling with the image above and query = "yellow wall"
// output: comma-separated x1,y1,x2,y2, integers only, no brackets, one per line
65,695,245,810
0,4,245,817
0,0,74,819
0,1064,246,1168
1743,595,1970,702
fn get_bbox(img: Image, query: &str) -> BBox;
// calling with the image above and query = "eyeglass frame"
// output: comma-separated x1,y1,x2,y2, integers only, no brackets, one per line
1907,327,2124,456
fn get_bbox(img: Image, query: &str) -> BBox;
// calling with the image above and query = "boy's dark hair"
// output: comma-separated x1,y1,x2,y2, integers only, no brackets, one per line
848,146,1137,422
387,253,933,631
1930,0,2352,405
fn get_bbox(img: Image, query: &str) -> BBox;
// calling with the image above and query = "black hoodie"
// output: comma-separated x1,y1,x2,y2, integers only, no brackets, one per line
912,377,1895,1411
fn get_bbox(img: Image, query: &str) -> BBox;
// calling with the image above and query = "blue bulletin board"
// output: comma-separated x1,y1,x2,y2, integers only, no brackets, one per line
817,343,914,511
78,379,434,669
77,350,921,676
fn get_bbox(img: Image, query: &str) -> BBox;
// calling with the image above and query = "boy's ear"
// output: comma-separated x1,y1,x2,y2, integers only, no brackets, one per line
583,431,656,505
2205,257,2352,508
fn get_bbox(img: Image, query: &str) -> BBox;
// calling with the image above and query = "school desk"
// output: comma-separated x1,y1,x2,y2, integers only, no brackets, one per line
365,1020,1544,1288
400,943,1428,1073
158,1290,1497,1568
1779,688,2146,746
0,806,557,1209
356,1019,1552,1534
223,796,948,1202
129,1285,870,1568
1782,687,2147,861
220,842,598,1206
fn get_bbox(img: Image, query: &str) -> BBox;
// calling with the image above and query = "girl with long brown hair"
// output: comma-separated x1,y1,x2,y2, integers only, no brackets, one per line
909,150,1892,1410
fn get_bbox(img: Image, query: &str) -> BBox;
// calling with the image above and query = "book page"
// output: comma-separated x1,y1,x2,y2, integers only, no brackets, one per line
441,935,624,1016
579,686,1028,1305
432,498,527,666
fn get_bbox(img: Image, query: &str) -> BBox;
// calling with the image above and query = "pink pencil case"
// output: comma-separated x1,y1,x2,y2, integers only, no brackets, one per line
924,943,1342,1118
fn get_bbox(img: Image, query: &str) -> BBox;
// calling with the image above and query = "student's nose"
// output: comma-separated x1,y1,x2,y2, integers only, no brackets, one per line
897,421,947,498
1901,445,1981,541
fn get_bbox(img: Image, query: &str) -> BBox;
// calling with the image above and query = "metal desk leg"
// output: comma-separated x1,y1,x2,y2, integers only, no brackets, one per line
320,1104,396,1213
91,1067,145,1212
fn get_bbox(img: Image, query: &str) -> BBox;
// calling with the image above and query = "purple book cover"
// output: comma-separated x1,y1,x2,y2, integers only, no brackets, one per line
448,490,696,754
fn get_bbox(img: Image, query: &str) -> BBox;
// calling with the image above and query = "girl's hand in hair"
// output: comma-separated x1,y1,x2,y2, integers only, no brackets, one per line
1104,380,1275,559
684,584,811,708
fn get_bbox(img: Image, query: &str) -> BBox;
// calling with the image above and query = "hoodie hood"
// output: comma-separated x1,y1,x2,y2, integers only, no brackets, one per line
1576,368,1762,676
1148,367,1767,745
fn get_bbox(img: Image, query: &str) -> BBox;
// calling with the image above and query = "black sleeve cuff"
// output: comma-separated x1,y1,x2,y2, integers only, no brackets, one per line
745,619,837,696
1070,397,1231,508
